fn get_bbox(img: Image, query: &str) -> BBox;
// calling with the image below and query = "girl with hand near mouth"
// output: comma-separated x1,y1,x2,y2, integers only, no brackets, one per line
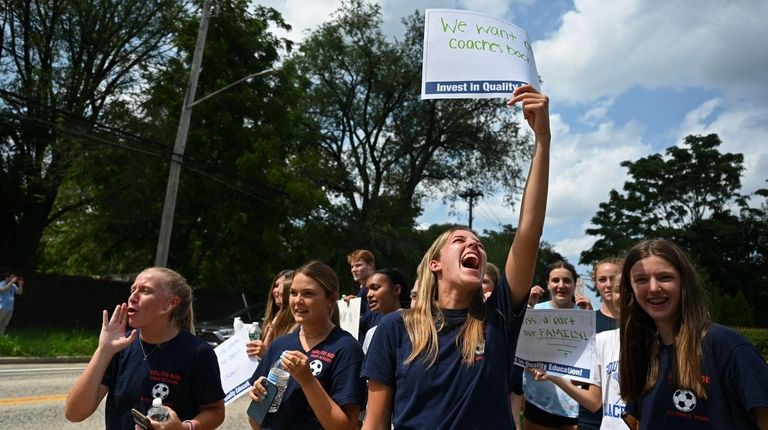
248,261,365,430
65,267,225,430
619,239,768,430
361,84,551,429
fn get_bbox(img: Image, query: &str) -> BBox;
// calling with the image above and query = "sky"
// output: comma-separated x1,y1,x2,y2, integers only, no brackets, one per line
256,0,768,299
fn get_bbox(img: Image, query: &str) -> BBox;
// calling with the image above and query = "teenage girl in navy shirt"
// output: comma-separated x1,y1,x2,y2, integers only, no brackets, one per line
361,85,551,430
619,239,768,430
248,261,366,430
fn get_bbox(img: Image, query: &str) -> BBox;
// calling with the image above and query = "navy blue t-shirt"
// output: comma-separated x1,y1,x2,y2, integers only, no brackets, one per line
362,276,526,429
250,326,366,430
625,323,768,429
102,330,224,430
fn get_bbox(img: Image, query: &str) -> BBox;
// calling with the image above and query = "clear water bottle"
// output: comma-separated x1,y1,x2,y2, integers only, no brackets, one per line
249,322,262,340
147,397,169,422
267,353,290,413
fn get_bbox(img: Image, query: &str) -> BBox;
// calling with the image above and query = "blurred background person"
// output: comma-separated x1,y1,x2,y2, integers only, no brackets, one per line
0,272,24,336
247,270,295,359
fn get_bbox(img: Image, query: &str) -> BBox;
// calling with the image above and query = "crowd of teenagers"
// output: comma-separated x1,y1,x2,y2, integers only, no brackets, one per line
63,85,768,430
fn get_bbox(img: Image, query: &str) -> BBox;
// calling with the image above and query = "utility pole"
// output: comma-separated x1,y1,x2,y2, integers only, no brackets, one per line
459,189,484,230
155,0,210,267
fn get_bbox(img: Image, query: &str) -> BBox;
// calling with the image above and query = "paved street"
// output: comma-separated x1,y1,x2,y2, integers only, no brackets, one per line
0,362,253,429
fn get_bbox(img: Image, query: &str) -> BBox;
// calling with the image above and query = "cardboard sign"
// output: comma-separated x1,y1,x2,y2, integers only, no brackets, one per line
337,297,361,338
214,328,260,405
421,9,540,99
514,308,597,384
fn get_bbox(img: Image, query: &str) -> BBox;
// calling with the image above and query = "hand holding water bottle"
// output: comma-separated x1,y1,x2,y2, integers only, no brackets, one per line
278,350,314,386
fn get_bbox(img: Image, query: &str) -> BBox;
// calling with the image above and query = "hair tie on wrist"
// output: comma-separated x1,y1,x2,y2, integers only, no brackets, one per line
183,420,195,430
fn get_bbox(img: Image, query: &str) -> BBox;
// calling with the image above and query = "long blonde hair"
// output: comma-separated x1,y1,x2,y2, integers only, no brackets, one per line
403,227,486,367
270,271,297,339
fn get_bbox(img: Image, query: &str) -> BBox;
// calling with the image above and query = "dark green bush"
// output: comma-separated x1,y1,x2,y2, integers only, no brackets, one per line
733,326,768,359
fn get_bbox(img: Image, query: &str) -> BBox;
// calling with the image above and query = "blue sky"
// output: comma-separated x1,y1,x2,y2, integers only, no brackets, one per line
259,0,768,301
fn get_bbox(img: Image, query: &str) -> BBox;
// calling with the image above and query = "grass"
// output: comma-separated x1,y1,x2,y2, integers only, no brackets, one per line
0,327,98,357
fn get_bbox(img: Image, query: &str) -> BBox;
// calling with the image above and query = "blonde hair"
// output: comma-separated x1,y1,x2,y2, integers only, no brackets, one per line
403,227,485,367
140,267,195,334
262,270,293,338
270,271,297,339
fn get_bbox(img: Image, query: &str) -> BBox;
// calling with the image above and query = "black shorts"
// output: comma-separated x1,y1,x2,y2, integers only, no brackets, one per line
524,400,578,427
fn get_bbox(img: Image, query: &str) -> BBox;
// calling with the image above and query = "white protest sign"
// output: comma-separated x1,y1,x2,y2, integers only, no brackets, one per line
514,309,597,384
337,297,361,338
214,328,260,405
421,9,540,99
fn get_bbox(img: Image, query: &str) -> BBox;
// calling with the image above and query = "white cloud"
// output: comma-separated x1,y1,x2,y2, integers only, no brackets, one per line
535,0,768,104
676,99,768,194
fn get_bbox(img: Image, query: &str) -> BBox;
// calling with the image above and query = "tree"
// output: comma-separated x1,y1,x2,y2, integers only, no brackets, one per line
1,0,185,271
35,1,323,292
581,134,768,326
290,0,531,264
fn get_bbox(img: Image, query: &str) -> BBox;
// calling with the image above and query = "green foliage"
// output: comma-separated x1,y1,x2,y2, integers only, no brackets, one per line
710,290,754,326
1,0,185,272
0,328,97,357
291,0,531,265
732,327,768,360
581,134,768,326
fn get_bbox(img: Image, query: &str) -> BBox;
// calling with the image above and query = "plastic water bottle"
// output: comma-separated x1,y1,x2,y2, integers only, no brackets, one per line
267,353,290,413
233,316,244,332
147,397,169,422
249,322,262,340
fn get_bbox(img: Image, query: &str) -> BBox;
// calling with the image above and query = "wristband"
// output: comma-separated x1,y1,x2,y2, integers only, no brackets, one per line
183,420,195,430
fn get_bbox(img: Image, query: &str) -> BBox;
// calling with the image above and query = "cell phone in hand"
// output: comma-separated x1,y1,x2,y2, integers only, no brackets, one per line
131,408,152,430
247,379,278,425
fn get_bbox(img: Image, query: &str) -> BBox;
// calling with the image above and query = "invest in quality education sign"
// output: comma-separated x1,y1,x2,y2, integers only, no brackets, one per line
421,9,540,99
514,309,597,384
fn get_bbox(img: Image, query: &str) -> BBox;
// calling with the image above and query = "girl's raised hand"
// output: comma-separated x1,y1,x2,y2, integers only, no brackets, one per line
99,303,136,354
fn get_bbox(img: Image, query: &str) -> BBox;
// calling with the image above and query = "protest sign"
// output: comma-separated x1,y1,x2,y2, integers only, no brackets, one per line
514,308,597,384
214,328,259,405
337,297,361,338
421,9,540,99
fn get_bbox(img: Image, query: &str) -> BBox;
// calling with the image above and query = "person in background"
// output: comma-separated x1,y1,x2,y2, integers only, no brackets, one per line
619,239,768,430
361,85,550,429
248,260,365,430
0,273,24,336
361,268,409,353
345,249,380,343
523,261,582,430
65,267,225,430
247,270,295,359
409,279,418,309
527,259,625,430
575,257,622,430
482,262,499,301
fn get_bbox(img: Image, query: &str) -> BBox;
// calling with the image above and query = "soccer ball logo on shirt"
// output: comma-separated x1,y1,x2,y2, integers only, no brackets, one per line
672,389,697,413
152,383,170,400
309,359,324,376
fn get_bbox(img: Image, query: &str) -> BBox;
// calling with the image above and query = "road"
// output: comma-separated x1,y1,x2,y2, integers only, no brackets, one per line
0,362,253,429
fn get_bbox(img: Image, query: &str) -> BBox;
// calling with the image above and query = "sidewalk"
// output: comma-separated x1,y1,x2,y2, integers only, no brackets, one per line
0,356,91,364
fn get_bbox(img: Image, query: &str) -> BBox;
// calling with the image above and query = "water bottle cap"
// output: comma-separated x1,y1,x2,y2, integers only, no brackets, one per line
152,398,162,407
